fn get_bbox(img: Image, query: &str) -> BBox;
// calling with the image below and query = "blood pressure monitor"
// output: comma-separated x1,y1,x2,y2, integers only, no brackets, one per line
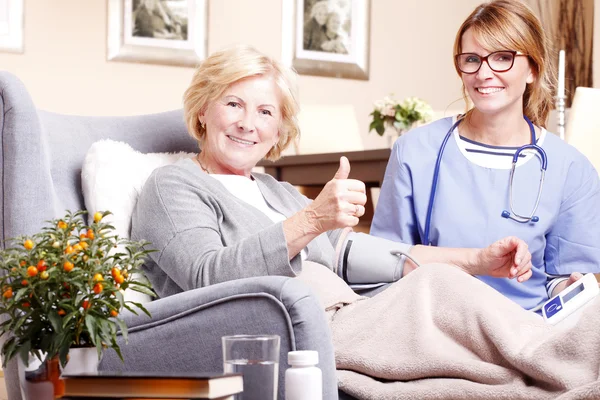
542,273,599,325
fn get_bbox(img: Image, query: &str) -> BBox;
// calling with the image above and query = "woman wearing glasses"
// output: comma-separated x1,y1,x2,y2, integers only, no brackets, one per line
371,0,600,312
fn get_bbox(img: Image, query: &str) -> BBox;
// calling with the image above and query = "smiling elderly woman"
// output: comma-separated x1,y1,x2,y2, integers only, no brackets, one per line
126,45,600,398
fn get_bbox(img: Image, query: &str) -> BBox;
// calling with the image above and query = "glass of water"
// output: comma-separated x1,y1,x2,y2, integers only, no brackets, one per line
222,334,280,400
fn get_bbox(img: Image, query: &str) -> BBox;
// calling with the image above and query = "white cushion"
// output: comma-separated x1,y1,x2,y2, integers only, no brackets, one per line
82,139,195,303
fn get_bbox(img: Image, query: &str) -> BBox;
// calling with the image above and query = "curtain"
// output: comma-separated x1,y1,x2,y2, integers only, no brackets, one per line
527,0,594,107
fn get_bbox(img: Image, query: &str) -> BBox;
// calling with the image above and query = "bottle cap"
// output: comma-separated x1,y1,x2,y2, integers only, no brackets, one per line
288,350,319,366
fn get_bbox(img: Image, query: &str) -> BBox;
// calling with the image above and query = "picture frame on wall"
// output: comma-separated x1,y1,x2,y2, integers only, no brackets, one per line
282,0,370,80
0,0,24,53
107,0,207,67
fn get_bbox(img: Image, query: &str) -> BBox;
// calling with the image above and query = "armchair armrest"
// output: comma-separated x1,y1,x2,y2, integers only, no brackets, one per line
99,276,338,400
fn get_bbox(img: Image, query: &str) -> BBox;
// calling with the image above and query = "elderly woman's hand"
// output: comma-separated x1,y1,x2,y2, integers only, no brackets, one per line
282,157,367,260
304,156,367,233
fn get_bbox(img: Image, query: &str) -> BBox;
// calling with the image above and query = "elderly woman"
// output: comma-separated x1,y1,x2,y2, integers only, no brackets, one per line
131,46,600,398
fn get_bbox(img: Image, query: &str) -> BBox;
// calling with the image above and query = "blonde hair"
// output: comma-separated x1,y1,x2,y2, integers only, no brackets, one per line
452,0,556,127
183,45,300,161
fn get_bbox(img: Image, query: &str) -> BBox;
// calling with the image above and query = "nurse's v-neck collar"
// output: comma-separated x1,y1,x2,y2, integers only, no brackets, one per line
451,115,547,170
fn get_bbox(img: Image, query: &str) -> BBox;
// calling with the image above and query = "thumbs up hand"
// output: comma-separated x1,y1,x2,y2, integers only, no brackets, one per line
303,157,367,234
334,155,351,180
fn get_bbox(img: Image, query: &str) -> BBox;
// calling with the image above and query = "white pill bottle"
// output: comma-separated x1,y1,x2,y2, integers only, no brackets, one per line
285,350,322,400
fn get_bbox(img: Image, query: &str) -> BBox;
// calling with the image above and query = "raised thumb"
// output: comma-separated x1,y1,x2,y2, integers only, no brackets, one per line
334,156,351,180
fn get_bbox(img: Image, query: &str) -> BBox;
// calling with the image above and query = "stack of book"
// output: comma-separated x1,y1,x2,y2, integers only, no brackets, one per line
57,371,243,400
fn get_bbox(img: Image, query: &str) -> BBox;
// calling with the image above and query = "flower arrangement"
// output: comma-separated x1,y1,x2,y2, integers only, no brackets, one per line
369,96,434,136
0,210,154,367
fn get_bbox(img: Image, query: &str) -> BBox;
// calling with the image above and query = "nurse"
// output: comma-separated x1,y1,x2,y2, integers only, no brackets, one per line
371,0,600,311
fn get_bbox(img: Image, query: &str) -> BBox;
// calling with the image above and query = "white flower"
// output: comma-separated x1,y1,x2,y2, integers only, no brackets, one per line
373,100,386,112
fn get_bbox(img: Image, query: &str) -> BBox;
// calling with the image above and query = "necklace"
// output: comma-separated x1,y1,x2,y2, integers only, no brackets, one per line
196,154,211,174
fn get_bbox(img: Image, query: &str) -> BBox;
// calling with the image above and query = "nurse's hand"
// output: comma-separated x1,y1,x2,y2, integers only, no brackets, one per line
474,236,533,282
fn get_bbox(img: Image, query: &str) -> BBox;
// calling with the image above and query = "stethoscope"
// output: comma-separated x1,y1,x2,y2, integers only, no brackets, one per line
423,115,548,246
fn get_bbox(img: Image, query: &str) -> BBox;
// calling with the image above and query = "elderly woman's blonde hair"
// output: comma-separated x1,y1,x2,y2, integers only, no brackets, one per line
183,45,300,161
453,0,556,127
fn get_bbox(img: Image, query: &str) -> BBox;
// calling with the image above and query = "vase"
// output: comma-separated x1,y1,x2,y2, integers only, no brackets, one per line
385,126,405,148
18,347,99,400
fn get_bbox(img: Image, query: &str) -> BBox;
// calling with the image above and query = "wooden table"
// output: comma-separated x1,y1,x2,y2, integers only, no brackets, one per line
258,149,392,232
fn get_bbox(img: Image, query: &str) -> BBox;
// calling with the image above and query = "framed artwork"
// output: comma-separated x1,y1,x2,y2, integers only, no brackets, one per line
0,0,24,53
282,0,370,80
107,0,207,67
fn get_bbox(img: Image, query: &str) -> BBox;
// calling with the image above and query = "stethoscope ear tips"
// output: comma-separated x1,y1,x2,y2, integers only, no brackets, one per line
501,210,540,223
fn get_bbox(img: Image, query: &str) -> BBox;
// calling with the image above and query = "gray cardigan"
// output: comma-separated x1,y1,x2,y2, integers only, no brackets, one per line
131,158,345,298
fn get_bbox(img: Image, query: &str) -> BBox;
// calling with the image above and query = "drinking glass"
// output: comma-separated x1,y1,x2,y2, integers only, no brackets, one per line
222,334,280,400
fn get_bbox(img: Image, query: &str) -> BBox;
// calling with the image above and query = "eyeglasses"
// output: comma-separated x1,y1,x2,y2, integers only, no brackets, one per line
455,50,527,74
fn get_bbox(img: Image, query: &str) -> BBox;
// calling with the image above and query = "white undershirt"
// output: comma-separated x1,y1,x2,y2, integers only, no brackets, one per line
452,115,547,169
210,174,307,260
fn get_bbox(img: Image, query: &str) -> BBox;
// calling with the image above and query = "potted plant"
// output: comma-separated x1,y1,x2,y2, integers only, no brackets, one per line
0,210,154,371
369,96,434,139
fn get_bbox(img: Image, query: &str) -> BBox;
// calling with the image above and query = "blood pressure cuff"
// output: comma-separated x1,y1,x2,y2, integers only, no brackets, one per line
337,232,412,284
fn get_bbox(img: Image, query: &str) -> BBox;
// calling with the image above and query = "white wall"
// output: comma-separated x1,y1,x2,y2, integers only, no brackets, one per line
0,0,597,153
595,0,600,87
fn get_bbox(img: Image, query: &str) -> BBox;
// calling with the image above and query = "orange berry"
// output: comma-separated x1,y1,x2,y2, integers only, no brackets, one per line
57,221,67,230
93,273,103,282
27,266,38,277
19,260,26,267
110,310,118,318
37,260,47,271
79,241,88,250
93,283,103,294
93,212,103,223
80,233,87,239
82,300,90,310
111,267,121,279
21,280,28,286
86,230,95,240
40,271,49,280
115,274,125,284
73,244,83,252
63,262,74,272
64,246,74,254
23,240,34,250
57,309,66,316
2,288,13,298
11,267,17,273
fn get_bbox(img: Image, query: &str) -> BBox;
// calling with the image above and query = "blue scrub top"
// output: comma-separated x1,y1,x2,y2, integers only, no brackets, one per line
371,117,600,310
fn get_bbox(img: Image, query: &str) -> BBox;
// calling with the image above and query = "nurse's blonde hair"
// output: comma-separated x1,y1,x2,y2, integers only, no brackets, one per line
453,0,556,127
183,45,300,161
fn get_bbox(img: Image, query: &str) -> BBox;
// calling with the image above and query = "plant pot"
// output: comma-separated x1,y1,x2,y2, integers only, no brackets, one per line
18,347,99,400
62,346,99,375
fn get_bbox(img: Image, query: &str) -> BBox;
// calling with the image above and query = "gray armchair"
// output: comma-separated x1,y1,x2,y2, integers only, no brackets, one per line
0,71,341,400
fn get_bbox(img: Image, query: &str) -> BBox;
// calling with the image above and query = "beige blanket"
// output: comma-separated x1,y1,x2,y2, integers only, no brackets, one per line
298,262,600,400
